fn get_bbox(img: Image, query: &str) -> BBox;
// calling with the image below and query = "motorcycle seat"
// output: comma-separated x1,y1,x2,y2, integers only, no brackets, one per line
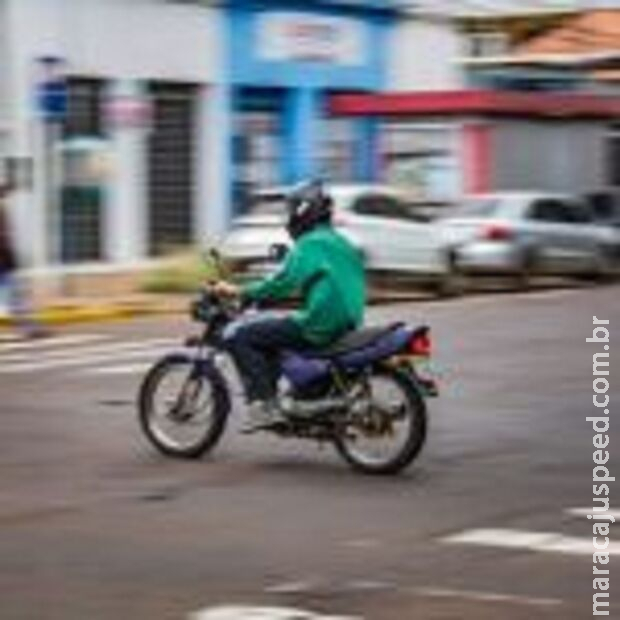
307,323,405,359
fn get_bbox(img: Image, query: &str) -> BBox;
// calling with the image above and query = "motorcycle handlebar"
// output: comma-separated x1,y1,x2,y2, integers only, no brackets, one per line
206,247,227,281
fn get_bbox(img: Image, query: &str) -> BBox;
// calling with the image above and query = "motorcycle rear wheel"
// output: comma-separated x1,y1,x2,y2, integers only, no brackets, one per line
334,366,427,475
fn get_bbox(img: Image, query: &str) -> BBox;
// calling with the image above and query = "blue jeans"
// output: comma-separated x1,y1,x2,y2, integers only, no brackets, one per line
226,317,310,402
0,271,36,333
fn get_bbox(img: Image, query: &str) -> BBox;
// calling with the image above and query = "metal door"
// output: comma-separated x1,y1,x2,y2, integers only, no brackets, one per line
148,82,196,256
61,78,104,263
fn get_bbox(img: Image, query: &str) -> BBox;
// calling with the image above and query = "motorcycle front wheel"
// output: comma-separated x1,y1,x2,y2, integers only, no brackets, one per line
138,355,230,459
334,366,427,475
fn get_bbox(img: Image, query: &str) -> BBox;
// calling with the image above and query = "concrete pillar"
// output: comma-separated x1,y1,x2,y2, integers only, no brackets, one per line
195,81,233,243
106,79,148,264
462,121,492,195
283,88,322,185
355,118,378,182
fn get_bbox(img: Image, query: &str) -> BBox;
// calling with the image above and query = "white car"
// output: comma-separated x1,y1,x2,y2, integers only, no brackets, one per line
220,184,456,293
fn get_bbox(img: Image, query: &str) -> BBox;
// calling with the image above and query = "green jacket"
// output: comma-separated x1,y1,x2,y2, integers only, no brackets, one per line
242,226,366,346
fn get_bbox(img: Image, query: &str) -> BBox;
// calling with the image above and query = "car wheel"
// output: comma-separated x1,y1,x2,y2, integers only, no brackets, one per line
512,251,534,291
591,247,617,283
434,252,464,298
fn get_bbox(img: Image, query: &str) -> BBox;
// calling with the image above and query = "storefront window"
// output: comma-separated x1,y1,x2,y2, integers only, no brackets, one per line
233,109,283,213
380,123,461,205
320,118,356,183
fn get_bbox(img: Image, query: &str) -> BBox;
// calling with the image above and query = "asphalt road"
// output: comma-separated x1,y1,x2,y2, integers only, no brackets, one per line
0,283,618,620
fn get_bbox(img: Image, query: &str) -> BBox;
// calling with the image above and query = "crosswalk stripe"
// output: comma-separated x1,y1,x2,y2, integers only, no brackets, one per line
0,341,177,373
567,508,620,520
442,528,620,556
189,607,361,620
0,337,176,365
83,363,153,376
414,587,562,607
0,333,107,354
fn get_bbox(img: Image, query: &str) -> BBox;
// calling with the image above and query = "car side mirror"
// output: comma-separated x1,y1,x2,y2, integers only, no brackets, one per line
269,243,289,262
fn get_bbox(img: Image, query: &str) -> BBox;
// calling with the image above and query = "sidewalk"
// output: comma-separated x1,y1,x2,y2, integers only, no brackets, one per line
0,294,188,328
0,288,432,329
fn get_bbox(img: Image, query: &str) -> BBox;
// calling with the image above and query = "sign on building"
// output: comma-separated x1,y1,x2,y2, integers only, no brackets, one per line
257,12,366,66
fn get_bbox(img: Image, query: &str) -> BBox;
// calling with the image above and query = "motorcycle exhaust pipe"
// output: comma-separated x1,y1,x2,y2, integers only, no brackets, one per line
285,397,348,417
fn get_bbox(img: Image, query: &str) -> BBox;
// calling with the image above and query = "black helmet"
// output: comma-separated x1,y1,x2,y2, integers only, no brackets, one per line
285,179,333,240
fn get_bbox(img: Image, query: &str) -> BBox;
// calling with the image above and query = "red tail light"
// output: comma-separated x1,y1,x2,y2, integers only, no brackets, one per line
409,329,432,357
482,223,512,241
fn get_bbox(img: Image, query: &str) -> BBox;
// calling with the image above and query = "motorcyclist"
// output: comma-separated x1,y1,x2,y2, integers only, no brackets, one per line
212,180,366,431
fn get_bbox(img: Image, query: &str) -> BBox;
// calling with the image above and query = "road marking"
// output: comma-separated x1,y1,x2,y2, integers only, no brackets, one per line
0,337,175,365
0,340,176,373
345,580,394,592
0,333,107,354
442,528,620,555
189,606,361,620
264,580,320,594
567,508,620,520
342,538,384,550
414,587,562,607
83,363,153,376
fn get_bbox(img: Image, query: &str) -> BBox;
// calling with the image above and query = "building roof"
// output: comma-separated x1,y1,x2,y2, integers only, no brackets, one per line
329,89,620,119
516,9,620,56
459,9,620,81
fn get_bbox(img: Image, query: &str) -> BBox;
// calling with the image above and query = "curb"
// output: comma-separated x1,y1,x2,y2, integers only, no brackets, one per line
0,300,176,328
0,290,429,329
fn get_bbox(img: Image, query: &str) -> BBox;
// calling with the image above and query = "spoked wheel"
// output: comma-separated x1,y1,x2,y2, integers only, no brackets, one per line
138,355,230,459
334,367,427,475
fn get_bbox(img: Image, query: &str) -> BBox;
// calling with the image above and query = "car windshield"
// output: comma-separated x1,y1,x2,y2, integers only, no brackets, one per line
585,193,620,225
247,194,287,216
247,189,350,216
442,198,500,219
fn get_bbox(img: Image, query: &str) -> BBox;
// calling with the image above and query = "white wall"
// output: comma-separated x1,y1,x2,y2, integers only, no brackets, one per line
9,0,220,83
0,0,9,127
387,16,464,92
4,0,224,269
0,0,11,169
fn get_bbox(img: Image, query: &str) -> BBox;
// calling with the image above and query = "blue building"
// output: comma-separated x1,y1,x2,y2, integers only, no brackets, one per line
225,0,400,213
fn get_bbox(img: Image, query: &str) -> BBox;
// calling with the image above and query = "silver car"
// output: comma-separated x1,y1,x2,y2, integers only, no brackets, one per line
438,192,618,285
221,184,456,293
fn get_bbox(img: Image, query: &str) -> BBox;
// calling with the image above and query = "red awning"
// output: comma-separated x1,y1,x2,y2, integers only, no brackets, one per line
329,90,620,119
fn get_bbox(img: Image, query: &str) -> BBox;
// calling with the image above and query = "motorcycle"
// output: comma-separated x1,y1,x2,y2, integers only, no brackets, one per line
138,254,438,475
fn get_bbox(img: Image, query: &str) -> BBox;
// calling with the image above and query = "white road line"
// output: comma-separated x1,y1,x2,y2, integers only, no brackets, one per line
442,528,620,556
83,363,153,376
567,508,620,520
0,337,175,365
189,607,361,620
414,587,562,607
0,333,107,354
264,580,320,594
0,341,177,373
342,538,384,550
